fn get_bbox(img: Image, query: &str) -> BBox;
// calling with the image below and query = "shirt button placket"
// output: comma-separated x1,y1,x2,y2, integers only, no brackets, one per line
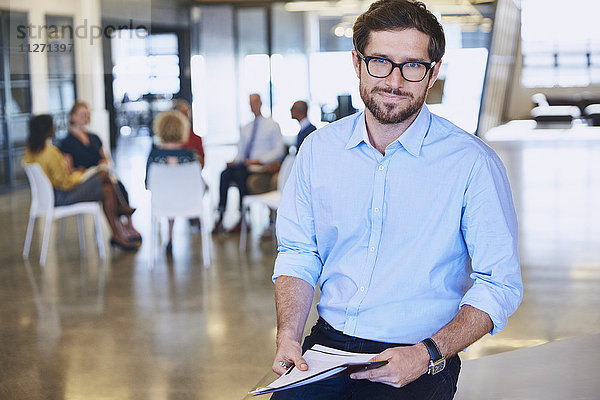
347,161,387,335
364,163,386,286
368,161,386,260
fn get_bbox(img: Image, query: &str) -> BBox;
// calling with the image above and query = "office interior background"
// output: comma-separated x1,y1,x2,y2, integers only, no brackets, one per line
0,0,598,398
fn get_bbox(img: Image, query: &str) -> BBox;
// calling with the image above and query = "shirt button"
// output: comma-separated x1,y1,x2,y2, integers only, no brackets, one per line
378,165,384,170
360,286,365,292
370,247,375,252
374,208,379,212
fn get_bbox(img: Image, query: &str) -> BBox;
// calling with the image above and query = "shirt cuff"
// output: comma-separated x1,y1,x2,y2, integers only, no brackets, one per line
272,252,323,288
460,278,522,335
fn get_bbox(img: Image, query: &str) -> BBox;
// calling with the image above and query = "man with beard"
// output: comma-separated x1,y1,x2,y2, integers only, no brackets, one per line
269,1,523,399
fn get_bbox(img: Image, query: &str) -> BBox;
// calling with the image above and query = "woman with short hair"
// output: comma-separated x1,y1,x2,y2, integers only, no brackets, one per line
146,110,199,255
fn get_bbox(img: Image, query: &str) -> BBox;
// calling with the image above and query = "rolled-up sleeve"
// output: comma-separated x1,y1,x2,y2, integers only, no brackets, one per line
273,141,323,288
459,152,523,335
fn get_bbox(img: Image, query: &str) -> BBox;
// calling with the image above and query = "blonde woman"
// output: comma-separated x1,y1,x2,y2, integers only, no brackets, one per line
60,101,108,169
146,110,198,255
60,101,141,244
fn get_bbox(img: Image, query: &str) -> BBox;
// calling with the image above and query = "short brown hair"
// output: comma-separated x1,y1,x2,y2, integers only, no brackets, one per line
153,110,190,144
353,0,445,63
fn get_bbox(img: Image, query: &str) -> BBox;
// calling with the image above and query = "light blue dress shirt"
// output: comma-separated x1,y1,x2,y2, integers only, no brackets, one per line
233,116,285,164
273,105,523,344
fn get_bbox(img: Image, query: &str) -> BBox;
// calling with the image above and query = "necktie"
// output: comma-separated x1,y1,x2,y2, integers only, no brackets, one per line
244,118,259,160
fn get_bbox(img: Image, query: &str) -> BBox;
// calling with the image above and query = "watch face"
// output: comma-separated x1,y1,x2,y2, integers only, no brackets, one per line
429,359,446,375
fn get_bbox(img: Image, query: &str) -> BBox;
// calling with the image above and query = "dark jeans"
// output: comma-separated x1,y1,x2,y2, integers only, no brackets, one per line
271,318,461,400
218,163,248,213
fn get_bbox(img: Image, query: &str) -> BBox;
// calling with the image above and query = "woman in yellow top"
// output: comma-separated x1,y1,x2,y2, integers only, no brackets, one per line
23,114,138,251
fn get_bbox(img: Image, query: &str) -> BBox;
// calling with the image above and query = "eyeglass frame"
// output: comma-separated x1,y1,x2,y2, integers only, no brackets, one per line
355,50,437,82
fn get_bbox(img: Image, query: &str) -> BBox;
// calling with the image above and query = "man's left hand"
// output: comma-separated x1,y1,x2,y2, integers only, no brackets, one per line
349,343,430,388
245,159,262,166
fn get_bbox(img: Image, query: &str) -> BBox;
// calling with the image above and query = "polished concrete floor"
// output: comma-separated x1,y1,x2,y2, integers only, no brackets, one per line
0,128,599,399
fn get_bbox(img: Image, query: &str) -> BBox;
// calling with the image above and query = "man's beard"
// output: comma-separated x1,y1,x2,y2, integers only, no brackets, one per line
360,82,428,125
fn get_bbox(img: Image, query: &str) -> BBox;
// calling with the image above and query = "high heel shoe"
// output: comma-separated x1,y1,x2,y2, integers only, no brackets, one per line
118,206,136,216
127,235,142,244
166,241,173,255
126,233,142,243
110,237,138,251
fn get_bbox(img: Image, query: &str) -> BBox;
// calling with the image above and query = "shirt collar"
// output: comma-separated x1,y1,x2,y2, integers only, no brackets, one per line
345,105,431,157
345,112,367,150
397,105,430,157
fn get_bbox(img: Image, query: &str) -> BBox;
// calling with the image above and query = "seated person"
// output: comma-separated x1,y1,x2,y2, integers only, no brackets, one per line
213,93,285,233
173,99,205,167
146,110,199,255
173,98,205,230
59,100,141,243
23,114,139,251
59,101,107,170
291,100,316,151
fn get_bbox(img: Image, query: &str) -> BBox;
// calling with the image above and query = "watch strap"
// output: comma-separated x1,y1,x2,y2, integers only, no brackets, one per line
420,337,446,375
421,338,443,362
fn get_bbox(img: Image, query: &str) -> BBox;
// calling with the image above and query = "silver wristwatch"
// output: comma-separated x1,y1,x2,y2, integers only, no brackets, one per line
420,337,446,375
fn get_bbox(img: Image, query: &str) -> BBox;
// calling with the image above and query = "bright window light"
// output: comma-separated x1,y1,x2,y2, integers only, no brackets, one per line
521,0,600,87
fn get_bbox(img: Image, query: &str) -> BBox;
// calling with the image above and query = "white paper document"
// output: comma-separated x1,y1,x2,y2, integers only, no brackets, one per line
249,345,387,396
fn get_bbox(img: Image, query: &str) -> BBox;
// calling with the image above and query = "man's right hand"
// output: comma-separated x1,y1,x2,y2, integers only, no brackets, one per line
271,334,309,376
272,276,315,375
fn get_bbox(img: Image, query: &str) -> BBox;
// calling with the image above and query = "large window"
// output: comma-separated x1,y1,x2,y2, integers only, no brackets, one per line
111,30,180,137
521,0,600,87
270,4,310,137
237,7,270,125
46,15,76,139
0,10,32,191
190,2,494,145
112,31,180,103
191,6,236,144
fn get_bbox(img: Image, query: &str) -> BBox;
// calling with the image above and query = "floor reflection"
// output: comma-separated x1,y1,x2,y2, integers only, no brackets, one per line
0,132,598,399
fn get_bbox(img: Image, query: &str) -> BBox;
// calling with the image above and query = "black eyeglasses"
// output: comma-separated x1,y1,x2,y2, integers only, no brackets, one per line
356,50,436,82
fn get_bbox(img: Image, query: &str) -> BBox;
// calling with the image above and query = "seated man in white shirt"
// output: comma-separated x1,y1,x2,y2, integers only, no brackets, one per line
213,93,285,233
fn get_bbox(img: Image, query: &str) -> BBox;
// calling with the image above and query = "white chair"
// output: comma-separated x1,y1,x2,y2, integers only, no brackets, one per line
240,154,296,250
147,162,211,268
22,163,106,265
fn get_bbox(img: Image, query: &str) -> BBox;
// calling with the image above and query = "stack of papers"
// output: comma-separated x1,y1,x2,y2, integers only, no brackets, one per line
249,344,387,396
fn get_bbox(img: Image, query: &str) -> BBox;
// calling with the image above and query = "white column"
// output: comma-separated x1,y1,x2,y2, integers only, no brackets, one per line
73,0,109,148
